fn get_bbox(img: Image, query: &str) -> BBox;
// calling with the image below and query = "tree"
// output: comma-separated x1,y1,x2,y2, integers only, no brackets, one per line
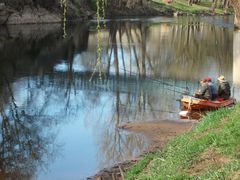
230,0,240,29
105,0,148,9
211,0,219,13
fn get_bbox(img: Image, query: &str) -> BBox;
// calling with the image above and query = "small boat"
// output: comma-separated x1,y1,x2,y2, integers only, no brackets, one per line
181,95,236,111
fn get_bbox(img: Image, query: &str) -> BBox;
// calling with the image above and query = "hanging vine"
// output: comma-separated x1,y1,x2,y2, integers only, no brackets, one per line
90,0,106,81
102,0,106,28
59,0,106,80
60,0,67,38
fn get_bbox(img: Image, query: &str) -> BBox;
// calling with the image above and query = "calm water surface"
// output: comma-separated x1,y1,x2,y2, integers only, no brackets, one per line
0,16,239,179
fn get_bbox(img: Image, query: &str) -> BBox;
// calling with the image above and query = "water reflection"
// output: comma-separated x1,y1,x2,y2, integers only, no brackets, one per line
86,16,233,81
0,75,58,179
0,16,236,179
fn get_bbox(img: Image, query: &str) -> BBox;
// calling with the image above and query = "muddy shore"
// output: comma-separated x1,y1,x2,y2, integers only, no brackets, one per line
88,120,197,180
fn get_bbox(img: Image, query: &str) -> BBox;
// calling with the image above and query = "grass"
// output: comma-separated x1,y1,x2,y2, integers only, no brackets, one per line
152,0,227,15
125,104,240,179
91,0,232,17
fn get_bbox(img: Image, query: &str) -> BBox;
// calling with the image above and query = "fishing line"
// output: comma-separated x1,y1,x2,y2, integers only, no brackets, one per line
90,61,192,95
119,104,179,114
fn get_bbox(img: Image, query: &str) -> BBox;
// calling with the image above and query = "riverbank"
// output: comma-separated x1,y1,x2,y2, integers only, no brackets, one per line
0,0,232,25
151,0,231,16
88,120,196,179
126,104,240,179
106,0,232,17
89,104,240,179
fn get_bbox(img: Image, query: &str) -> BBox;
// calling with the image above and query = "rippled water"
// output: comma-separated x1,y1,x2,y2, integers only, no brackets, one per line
0,15,239,179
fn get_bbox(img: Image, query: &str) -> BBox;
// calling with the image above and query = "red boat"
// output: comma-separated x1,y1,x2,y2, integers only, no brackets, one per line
181,95,236,111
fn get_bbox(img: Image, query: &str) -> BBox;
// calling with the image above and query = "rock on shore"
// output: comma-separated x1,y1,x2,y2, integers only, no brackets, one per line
0,3,61,25
9,7,61,24
0,1,93,25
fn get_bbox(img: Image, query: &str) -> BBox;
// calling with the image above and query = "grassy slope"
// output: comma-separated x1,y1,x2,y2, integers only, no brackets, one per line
151,0,227,15
126,104,240,179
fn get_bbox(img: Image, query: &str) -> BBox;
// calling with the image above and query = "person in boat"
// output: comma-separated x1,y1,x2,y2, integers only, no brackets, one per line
207,77,218,100
194,78,212,100
217,75,231,100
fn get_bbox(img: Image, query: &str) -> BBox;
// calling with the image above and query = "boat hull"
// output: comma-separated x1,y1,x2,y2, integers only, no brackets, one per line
181,96,236,111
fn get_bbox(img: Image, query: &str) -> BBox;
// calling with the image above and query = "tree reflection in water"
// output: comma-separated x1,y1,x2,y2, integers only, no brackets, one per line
0,75,58,179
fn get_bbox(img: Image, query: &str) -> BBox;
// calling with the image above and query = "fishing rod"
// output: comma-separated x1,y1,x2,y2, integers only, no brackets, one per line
90,62,191,95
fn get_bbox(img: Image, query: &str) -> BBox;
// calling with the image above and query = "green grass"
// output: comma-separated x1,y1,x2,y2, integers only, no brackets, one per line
152,0,226,15
126,104,240,179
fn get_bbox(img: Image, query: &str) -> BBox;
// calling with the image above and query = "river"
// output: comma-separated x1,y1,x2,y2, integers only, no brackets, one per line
0,15,239,180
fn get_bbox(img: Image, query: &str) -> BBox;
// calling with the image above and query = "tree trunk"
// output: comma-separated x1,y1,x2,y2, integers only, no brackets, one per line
188,0,193,6
224,0,230,12
230,0,240,29
211,0,218,14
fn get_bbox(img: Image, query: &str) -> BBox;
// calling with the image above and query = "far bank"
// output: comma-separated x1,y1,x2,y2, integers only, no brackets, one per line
0,0,233,25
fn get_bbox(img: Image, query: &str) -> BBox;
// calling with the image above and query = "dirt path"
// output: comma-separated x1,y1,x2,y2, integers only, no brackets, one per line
88,120,197,180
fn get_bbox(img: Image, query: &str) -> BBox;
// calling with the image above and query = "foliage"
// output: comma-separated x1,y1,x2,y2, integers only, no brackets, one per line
91,0,97,10
126,104,240,179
